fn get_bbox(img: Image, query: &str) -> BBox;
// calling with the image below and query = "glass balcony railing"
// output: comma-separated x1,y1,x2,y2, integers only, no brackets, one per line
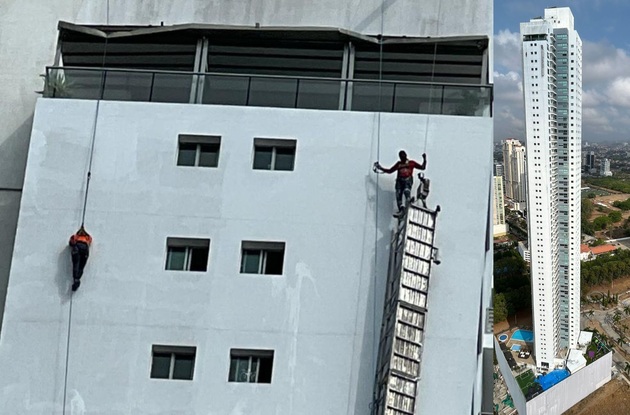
43,66,493,117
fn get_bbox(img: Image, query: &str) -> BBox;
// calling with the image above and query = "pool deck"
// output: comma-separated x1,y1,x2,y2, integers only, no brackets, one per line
497,327,537,368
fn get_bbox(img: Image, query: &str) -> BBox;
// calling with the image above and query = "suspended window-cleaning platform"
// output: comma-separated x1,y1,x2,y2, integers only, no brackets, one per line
44,22,492,117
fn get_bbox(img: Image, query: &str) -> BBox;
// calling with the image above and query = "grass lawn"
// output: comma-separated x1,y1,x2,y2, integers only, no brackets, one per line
516,369,536,395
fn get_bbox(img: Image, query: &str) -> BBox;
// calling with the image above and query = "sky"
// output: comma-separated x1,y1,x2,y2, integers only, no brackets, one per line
494,0,630,142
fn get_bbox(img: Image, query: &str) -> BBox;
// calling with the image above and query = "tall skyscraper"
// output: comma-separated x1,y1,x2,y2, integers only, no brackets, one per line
521,7,582,370
502,138,528,210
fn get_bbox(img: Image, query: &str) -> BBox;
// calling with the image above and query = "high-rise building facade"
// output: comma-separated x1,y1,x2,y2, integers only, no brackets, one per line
0,1,493,414
521,7,582,369
600,158,611,176
502,138,527,209
493,176,508,237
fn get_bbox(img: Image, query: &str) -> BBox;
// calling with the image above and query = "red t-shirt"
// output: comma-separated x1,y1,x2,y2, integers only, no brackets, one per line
393,160,421,178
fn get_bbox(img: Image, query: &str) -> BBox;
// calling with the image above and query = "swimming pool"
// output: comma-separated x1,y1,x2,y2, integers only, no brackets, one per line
536,369,570,391
511,344,521,352
498,334,508,342
511,329,534,342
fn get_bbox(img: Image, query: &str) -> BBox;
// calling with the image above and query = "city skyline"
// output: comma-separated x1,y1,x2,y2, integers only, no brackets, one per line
495,0,630,143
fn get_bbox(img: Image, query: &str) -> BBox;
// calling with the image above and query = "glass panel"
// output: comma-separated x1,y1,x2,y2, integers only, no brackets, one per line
102,71,152,101
173,354,195,380
258,356,273,383
49,68,104,99
296,79,341,110
253,147,273,170
177,144,197,166
241,249,261,274
202,75,248,105
229,357,251,382
189,247,209,272
198,144,220,168
150,353,171,379
274,148,295,171
248,77,297,108
151,73,192,103
250,358,259,383
264,250,284,275
393,84,442,114
166,247,187,270
442,86,489,116
351,82,395,112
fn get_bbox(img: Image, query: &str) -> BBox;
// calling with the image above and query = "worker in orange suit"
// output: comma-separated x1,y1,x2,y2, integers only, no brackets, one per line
69,226,92,291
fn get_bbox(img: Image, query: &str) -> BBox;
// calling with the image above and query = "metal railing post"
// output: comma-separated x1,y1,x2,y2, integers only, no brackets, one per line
246,76,252,106
148,72,156,102
99,70,107,100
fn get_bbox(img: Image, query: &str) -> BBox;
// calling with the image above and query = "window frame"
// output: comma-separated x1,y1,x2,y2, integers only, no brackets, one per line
228,349,274,384
150,345,197,381
177,134,221,168
165,237,210,272
240,241,286,275
252,138,297,171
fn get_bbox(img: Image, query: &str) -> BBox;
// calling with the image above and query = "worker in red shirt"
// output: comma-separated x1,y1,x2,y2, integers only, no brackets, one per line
69,226,92,291
375,150,427,215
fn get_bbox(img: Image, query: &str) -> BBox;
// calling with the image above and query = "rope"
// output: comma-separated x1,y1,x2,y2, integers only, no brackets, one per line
62,30,109,415
423,42,438,154
370,1,386,413
60,297,74,413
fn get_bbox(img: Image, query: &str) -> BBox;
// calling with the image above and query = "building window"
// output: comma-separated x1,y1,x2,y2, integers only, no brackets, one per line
150,345,196,380
166,237,210,271
240,241,285,275
228,349,274,383
177,134,221,167
253,138,296,171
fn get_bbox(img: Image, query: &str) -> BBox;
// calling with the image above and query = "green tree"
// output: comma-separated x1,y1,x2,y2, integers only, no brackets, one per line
494,293,508,323
609,211,623,223
582,198,594,219
587,192,597,199
593,215,612,230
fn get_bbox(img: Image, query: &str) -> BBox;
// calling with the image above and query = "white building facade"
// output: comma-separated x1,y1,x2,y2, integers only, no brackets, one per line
493,175,508,237
600,158,612,176
521,7,582,369
0,1,494,415
502,138,527,210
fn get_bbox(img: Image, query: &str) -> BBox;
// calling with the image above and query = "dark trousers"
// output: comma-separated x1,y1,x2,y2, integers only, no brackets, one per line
395,177,413,210
71,242,89,280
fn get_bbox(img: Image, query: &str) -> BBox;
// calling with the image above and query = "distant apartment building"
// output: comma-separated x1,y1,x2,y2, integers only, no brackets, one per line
493,176,508,237
518,240,531,263
502,138,527,211
494,162,504,178
600,158,612,176
583,150,595,171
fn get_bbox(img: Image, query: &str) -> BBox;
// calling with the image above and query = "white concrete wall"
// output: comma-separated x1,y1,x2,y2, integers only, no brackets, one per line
0,0,492,336
494,337,528,415
526,351,612,415
0,98,492,414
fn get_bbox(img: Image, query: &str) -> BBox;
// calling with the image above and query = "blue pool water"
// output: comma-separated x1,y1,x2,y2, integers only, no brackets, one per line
536,369,570,391
498,334,508,342
511,344,521,352
511,329,534,342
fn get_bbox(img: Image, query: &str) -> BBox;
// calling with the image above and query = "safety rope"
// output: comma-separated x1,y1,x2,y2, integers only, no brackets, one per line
423,42,438,154
370,18,439,414
62,25,109,415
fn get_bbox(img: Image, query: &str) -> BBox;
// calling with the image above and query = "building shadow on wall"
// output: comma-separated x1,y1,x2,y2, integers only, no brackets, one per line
351,169,397,412
56,246,72,302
